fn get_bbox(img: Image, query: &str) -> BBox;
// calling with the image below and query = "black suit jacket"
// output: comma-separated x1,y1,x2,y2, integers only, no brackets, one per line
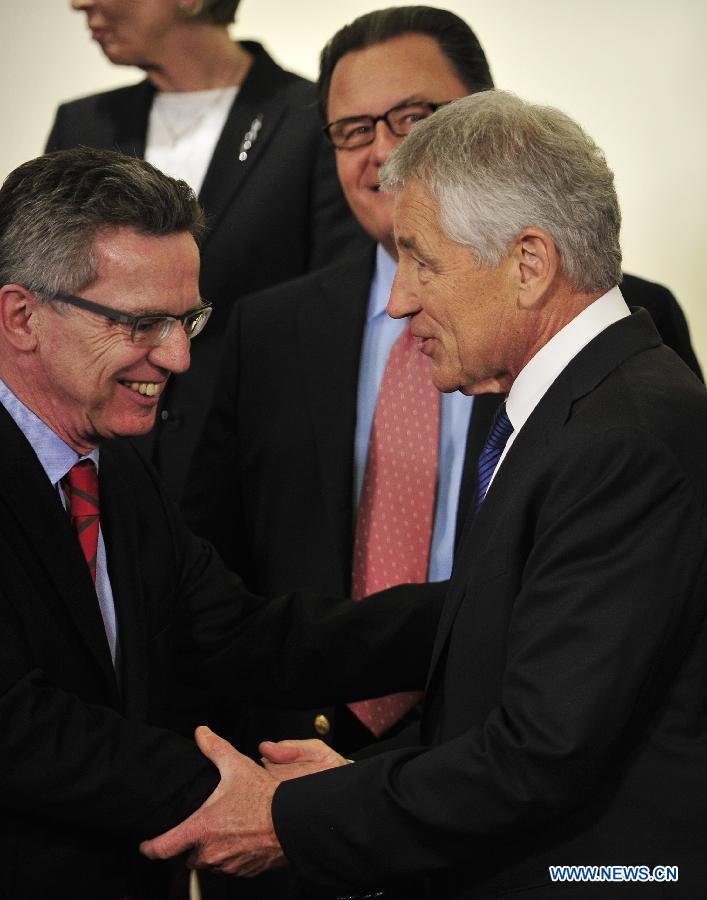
0,401,442,900
272,310,707,898
184,246,702,754
46,42,368,502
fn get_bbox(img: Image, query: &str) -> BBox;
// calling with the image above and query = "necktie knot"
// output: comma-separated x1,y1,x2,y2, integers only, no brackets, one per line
474,401,513,513
487,403,514,450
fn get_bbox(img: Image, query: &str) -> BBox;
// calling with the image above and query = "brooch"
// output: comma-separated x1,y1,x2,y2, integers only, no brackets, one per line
238,114,263,162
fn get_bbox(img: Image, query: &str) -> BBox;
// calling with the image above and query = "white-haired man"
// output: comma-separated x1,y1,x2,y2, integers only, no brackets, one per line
144,91,707,899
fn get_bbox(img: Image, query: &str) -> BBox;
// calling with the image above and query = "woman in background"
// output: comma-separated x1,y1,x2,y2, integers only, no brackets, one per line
48,0,366,501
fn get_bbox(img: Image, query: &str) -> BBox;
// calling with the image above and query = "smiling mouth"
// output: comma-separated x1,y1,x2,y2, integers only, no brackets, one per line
122,381,164,398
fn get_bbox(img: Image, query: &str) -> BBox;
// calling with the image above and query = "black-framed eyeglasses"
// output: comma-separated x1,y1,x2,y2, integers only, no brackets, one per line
50,291,212,346
324,101,447,150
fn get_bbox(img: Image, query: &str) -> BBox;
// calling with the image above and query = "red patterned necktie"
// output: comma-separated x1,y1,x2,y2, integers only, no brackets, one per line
348,322,440,736
62,460,100,585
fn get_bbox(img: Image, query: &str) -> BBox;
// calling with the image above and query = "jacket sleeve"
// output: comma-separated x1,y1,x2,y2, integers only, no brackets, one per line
0,583,220,839
271,425,707,893
0,431,442,842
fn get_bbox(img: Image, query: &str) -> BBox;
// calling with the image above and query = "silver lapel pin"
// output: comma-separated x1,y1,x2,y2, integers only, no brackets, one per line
238,114,263,162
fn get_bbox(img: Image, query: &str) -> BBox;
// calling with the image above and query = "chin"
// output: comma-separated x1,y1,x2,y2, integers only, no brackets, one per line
430,372,456,394
101,43,140,68
430,361,469,395
112,413,158,440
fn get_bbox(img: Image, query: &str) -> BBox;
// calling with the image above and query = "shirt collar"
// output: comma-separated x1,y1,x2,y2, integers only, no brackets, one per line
506,286,630,433
366,243,398,322
0,378,99,486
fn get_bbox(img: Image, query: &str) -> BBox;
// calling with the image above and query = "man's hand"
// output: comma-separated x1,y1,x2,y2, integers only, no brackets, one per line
260,738,349,782
140,726,285,877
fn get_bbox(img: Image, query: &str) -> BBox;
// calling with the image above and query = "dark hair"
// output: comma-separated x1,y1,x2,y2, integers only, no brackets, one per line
318,5,494,121
0,146,204,296
197,0,241,26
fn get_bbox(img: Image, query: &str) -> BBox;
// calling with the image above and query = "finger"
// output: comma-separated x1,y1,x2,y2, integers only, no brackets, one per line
261,758,299,776
261,762,310,783
139,813,202,861
258,741,302,763
194,725,245,775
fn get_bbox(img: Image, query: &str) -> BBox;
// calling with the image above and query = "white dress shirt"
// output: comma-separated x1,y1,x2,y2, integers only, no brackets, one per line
493,286,631,487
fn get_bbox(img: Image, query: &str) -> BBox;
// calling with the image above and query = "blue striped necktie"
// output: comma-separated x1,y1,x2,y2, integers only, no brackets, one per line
474,401,514,514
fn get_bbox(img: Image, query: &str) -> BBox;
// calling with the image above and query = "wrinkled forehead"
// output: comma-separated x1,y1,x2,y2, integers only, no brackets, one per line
86,227,201,314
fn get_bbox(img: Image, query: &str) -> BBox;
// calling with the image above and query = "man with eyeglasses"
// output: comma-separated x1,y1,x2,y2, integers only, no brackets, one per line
184,4,703,774
0,146,441,900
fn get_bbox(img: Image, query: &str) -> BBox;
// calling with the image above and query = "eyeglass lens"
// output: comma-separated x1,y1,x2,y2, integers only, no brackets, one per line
329,102,438,149
132,307,211,345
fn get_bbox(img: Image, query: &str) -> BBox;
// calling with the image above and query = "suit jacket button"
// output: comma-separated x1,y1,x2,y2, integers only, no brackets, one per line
314,714,330,736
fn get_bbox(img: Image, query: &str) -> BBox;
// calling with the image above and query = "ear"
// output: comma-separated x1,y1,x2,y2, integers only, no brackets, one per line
0,284,41,351
512,228,559,310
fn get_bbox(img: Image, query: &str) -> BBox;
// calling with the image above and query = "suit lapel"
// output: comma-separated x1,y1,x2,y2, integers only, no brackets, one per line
455,392,504,545
98,444,150,719
425,310,663,688
198,44,293,245
297,248,375,589
112,79,153,158
0,408,119,701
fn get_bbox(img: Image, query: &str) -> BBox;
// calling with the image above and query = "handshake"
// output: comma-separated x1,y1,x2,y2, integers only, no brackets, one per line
140,727,349,876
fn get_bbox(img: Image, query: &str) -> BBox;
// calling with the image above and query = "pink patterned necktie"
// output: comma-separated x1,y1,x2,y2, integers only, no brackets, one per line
62,460,100,585
348,322,440,736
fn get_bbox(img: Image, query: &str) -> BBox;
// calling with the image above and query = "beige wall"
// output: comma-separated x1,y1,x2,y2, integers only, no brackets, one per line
2,0,706,369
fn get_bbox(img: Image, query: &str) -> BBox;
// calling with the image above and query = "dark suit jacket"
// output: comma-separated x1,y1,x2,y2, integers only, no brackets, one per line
0,402,442,900
46,42,367,502
184,245,702,754
272,310,707,898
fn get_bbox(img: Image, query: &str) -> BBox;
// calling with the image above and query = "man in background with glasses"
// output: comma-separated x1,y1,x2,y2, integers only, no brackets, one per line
185,4,702,777
0,146,441,900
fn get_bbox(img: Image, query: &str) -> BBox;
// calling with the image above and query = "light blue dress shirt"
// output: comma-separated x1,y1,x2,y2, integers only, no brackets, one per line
353,244,474,581
0,378,119,665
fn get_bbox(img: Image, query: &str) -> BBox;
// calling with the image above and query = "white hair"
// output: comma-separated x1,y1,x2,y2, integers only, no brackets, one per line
380,90,622,293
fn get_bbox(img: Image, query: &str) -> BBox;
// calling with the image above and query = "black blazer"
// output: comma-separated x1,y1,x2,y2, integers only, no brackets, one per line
184,246,702,753
46,42,368,501
0,402,442,900
272,311,707,899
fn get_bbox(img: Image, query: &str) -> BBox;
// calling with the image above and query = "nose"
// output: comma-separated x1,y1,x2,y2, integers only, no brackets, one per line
369,119,402,167
148,325,191,375
386,265,420,320
71,0,92,9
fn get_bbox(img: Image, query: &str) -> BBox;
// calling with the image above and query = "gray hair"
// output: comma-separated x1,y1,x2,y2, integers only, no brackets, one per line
0,147,204,297
380,90,622,293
